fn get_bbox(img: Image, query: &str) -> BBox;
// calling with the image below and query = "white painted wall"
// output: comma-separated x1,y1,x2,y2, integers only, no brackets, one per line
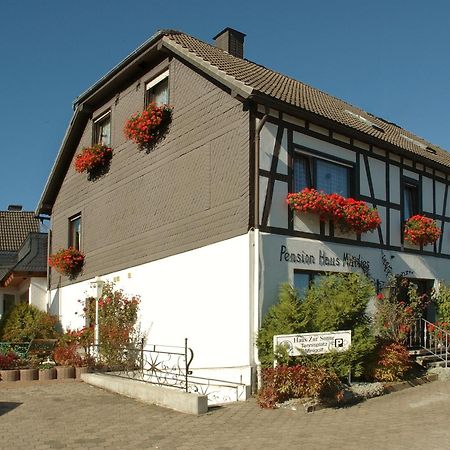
49,234,253,385
29,278,47,311
261,233,450,315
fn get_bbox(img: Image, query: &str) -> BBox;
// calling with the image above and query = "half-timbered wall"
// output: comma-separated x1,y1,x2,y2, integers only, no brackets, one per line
256,107,450,258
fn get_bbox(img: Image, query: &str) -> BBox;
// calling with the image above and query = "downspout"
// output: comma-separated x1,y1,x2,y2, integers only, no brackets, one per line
252,107,269,393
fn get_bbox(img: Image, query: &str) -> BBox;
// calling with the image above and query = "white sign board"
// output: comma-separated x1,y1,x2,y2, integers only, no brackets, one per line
274,330,352,356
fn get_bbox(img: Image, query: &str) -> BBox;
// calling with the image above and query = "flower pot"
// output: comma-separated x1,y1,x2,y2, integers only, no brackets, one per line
75,366,90,379
56,366,75,379
39,368,57,381
0,369,20,382
19,368,38,381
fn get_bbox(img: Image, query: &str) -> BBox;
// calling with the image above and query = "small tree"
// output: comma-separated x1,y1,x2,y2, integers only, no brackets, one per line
433,281,450,323
0,303,60,342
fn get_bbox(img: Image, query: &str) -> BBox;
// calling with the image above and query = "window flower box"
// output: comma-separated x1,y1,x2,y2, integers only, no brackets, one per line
74,144,112,177
404,214,441,246
286,188,381,234
48,247,85,279
124,102,172,149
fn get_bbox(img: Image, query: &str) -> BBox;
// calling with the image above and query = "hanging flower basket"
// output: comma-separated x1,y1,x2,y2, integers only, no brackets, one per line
48,247,85,279
404,214,441,246
74,144,113,176
124,103,172,149
286,188,381,234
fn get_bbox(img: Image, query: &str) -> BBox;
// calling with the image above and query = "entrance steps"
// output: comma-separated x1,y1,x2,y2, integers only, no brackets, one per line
409,347,449,369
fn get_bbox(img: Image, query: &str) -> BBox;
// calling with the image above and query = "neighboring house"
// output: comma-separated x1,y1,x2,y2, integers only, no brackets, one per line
37,27,450,387
0,205,48,319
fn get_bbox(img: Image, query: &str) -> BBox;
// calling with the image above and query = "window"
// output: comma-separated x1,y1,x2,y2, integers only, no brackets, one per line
145,70,169,107
403,182,419,219
294,152,351,197
69,215,81,250
293,271,323,297
93,111,111,146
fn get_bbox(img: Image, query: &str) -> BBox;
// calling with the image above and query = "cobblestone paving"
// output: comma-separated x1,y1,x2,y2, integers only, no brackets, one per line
1,379,450,449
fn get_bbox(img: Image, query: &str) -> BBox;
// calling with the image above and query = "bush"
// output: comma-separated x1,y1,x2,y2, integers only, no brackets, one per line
373,342,411,382
53,344,84,367
257,273,377,378
0,351,18,370
433,281,450,323
0,303,60,342
257,364,344,408
256,284,302,367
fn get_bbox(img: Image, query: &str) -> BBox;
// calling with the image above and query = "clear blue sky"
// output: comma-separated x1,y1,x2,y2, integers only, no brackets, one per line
1,0,449,212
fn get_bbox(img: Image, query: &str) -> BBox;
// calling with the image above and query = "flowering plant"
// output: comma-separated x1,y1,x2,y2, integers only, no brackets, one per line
48,247,84,279
124,102,172,148
286,188,381,234
74,144,112,174
404,214,441,246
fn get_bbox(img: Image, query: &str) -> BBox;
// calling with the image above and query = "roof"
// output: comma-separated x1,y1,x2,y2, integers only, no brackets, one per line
163,32,450,167
37,29,450,215
0,211,40,252
0,233,47,287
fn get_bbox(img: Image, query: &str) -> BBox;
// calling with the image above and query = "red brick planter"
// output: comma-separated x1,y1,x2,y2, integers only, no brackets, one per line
56,366,75,379
19,368,38,381
39,368,57,381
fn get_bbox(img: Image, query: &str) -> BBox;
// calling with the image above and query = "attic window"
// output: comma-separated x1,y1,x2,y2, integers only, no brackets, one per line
400,134,427,150
93,110,111,146
145,70,169,107
344,110,384,133
426,146,437,155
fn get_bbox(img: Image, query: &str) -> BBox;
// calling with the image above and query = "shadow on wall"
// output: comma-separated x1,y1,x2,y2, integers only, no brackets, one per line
49,287,60,317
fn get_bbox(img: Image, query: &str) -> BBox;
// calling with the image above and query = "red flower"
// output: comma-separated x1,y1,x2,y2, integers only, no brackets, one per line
286,188,381,234
404,215,440,246
124,103,172,148
48,247,84,279
74,144,112,173
377,293,384,300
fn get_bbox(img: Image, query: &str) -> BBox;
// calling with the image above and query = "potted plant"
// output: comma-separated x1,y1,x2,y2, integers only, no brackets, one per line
74,144,113,177
124,102,172,150
48,247,85,279
38,361,57,381
286,188,381,234
404,214,441,246
53,344,81,379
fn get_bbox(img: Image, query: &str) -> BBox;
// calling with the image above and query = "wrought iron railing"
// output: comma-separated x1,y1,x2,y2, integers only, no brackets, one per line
409,318,449,368
88,338,194,392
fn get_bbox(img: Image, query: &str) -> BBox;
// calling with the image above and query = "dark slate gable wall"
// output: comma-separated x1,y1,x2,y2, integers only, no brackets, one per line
50,57,250,288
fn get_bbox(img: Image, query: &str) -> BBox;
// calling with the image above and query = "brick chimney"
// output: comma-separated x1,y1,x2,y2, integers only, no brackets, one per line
7,204,23,211
213,27,246,58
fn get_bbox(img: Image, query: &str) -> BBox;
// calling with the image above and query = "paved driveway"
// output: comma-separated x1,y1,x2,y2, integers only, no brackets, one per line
1,379,450,449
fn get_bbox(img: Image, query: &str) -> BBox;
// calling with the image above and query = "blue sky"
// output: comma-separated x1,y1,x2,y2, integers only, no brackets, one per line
1,0,449,212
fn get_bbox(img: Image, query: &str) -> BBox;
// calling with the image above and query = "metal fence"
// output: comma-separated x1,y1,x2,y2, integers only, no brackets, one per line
88,338,194,392
409,318,449,368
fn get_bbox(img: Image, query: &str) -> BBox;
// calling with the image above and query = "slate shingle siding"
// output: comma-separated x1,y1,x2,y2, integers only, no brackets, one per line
50,58,249,287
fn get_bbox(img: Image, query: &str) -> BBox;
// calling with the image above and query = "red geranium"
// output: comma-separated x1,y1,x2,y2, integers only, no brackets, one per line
74,144,112,174
404,215,441,246
124,103,172,148
286,188,381,234
48,247,85,279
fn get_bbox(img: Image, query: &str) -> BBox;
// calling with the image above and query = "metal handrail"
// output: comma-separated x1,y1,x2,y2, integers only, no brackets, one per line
409,318,449,368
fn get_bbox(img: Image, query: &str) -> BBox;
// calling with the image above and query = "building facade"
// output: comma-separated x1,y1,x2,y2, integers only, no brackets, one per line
37,28,450,387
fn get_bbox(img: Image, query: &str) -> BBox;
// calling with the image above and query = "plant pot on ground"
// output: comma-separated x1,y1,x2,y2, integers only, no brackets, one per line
55,366,75,380
0,369,20,382
19,368,38,381
39,367,57,381
75,366,90,379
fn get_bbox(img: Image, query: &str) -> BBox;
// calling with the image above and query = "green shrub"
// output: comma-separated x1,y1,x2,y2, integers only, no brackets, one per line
256,283,302,368
257,273,377,379
0,303,60,342
433,281,450,322
257,364,344,408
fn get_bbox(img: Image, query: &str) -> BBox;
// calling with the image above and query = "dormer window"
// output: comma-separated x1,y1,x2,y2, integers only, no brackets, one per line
145,70,169,106
93,111,111,146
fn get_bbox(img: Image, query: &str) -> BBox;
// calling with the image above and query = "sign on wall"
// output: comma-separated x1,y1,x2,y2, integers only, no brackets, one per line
273,330,352,356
